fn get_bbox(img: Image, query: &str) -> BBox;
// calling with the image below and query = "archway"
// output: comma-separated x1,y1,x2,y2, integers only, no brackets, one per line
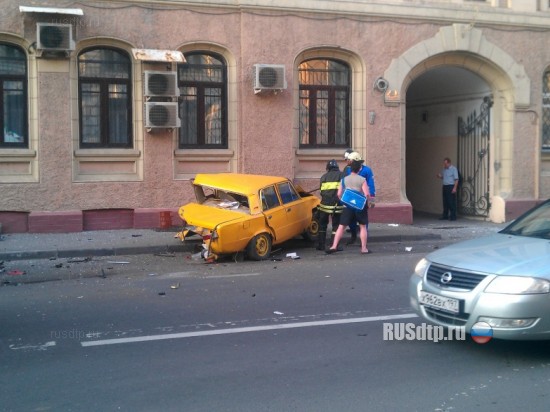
383,24,530,223
405,66,491,218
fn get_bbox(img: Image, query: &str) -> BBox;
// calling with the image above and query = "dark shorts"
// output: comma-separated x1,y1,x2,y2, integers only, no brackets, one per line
340,205,369,226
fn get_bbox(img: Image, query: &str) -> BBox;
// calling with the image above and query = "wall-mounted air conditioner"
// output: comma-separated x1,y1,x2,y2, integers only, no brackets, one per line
36,23,75,51
253,64,287,91
145,102,181,128
144,71,179,97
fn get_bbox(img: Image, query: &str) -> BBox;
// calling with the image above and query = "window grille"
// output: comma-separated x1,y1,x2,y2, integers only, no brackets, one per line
178,53,227,148
542,71,550,150
298,59,350,148
0,43,27,148
78,48,132,148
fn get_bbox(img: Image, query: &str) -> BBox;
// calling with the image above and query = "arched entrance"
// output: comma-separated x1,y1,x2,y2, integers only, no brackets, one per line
405,66,492,218
383,24,530,223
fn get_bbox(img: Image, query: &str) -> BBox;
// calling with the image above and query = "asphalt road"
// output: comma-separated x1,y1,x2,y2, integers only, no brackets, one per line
2,244,550,411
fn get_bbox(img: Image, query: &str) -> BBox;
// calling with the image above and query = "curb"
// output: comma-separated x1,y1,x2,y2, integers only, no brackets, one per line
0,234,441,262
0,244,189,262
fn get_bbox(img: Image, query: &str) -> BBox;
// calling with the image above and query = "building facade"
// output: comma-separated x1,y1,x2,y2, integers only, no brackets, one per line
1,0,549,233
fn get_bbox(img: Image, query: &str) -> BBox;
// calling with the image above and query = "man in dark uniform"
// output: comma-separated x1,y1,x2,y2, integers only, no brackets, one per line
316,159,344,251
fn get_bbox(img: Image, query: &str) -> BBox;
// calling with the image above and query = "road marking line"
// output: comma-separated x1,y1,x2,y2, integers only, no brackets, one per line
9,341,56,351
81,313,417,347
205,273,263,279
156,272,263,279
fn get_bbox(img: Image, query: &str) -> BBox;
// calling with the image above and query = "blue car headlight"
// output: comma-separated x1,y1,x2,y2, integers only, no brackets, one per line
413,258,430,278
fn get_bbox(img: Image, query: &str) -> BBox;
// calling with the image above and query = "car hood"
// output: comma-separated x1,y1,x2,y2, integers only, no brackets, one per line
427,233,550,278
181,203,249,230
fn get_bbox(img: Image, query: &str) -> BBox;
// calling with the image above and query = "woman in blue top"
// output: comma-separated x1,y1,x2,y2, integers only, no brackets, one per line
326,156,371,254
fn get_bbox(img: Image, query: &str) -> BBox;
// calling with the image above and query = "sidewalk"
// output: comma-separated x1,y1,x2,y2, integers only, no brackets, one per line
0,213,505,262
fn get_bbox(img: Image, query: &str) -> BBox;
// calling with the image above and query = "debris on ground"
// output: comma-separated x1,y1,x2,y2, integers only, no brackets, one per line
233,252,245,263
7,270,25,276
154,252,175,257
286,252,300,259
68,257,91,263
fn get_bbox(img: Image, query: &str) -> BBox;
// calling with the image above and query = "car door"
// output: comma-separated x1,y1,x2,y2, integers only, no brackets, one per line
276,181,309,235
260,185,290,242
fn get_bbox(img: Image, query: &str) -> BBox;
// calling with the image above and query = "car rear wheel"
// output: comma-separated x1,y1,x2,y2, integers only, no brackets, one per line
246,233,272,261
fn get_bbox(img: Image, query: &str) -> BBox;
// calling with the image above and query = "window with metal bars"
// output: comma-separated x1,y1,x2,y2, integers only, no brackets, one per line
178,52,227,148
298,59,350,148
0,43,27,148
542,70,550,151
78,47,132,148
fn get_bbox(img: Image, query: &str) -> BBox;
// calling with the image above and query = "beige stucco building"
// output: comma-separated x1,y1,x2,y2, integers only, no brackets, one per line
1,0,549,233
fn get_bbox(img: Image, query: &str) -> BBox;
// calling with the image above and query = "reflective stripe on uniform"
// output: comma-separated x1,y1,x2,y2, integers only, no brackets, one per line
318,204,345,214
320,181,339,191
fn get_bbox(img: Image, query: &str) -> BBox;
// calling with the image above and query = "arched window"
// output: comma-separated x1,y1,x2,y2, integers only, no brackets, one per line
298,58,350,148
78,47,132,148
543,70,550,151
178,52,227,148
0,43,27,148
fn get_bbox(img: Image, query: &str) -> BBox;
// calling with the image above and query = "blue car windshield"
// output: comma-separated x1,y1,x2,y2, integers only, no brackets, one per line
499,201,550,239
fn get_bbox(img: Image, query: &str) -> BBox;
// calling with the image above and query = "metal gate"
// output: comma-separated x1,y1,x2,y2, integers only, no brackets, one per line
457,96,493,217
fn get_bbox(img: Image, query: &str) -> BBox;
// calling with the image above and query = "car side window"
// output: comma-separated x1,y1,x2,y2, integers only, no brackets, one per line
261,186,280,211
277,182,300,204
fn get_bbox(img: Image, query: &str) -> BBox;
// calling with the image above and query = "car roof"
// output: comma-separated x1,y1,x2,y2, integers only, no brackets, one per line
193,173,290,195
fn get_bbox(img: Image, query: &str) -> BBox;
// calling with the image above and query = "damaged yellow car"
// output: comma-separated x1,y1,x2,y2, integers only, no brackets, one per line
177,173,320,261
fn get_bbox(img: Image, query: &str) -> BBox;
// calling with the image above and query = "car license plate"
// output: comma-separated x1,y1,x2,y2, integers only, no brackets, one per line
419,291,459,314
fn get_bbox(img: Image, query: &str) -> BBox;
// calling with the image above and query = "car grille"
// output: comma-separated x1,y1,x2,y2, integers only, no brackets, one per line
426,263,487,291
424,307,469,326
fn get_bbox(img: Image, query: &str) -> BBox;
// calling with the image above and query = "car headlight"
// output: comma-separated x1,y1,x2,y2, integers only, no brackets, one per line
413,258,430,278
485,276,550,294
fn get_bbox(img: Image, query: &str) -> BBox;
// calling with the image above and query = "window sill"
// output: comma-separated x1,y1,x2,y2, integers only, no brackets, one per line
296,148,346,160
0,148,37,158
73,148,142,182
74,148,141,158
174,148,234,160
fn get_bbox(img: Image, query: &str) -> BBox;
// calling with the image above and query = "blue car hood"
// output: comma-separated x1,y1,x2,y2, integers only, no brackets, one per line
427,233,550,278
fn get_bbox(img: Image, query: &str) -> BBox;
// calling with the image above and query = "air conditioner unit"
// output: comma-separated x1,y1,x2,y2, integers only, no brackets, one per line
144,71,180,97
36,23,75,51
253,64,287,91
145,102,181,128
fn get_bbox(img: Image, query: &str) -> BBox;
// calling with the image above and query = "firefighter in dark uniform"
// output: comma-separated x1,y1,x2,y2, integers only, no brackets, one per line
317,159,344,251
